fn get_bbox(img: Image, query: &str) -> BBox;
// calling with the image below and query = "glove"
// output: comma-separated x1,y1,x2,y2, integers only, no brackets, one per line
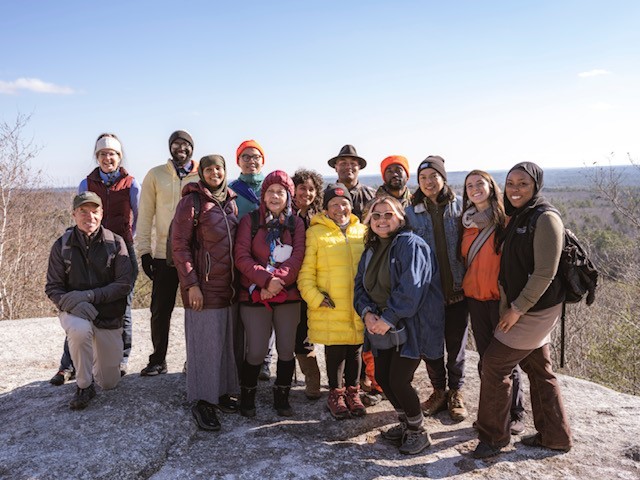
141,253,155,280
69,302,98,321
59,290,94,311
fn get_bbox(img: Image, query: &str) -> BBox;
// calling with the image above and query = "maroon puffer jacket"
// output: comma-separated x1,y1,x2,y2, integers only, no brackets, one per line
234,170,306,303
172,181,238,309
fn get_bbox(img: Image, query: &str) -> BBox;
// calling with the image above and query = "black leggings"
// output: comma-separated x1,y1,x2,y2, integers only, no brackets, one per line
324,344,363,389
374,348,422,418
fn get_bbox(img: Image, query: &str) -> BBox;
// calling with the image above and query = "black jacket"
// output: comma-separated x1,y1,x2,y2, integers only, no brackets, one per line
45,226,132,329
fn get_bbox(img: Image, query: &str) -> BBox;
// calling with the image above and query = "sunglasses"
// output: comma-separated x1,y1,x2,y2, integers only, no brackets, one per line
371,211,395,221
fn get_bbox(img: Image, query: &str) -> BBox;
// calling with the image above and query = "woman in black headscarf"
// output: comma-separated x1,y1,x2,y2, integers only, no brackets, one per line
473,162,572,459
172,154,239,432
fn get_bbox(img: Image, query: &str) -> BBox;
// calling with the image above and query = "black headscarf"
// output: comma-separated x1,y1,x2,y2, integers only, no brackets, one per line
198,155,228,203
503,161,545,217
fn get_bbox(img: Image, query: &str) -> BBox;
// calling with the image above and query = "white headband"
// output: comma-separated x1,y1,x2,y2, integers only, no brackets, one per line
95,137,122,157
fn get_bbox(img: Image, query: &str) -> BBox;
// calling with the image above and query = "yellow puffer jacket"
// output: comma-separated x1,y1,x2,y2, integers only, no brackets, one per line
137,160,199,259
298,213,366,345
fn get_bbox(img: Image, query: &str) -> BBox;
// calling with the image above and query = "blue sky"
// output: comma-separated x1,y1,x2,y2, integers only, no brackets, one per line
2,1,638,186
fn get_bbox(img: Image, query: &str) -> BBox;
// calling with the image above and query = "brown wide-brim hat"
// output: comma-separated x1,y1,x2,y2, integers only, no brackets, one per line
327,144,367,169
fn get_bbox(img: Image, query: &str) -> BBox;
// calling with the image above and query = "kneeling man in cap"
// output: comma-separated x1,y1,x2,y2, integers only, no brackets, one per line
45,191,132,409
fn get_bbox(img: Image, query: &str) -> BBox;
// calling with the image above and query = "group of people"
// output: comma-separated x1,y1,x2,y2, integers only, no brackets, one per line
45,131,573,458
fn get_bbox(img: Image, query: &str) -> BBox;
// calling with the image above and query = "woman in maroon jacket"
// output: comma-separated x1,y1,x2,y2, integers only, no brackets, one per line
234,170,306,417
172,154,239,432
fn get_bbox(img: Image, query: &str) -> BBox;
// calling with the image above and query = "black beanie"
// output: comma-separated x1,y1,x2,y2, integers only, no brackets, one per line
417,155,447,181
323,183,353,210
168,130,194,151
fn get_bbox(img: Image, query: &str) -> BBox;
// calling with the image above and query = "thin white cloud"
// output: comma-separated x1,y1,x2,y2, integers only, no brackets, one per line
0,77,75,95
589,101,613,110
578,69,611,78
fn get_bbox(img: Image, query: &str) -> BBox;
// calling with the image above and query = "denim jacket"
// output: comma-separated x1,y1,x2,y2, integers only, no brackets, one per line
405,196,465,301
354,231,445,360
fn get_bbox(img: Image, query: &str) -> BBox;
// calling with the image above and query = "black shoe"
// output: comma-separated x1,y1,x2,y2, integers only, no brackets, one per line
520,433,571,452
50,369,75,386
140,363,167,376
240,386,257,417
69,384,96,410
217,394,239,414
273,385,293,417
472,441,503,459
192,400,221,431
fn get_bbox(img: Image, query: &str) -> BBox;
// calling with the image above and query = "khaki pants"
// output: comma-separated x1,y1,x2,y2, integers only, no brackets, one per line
59,312,123,390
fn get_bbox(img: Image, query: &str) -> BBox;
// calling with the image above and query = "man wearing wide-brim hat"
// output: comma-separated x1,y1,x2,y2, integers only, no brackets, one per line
327,145,375,220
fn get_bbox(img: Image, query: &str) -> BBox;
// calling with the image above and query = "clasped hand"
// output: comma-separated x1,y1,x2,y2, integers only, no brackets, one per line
364,312,391,335
260,277,285,301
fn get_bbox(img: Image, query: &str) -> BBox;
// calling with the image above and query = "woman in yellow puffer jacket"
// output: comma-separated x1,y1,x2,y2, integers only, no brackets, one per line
298,183,366,420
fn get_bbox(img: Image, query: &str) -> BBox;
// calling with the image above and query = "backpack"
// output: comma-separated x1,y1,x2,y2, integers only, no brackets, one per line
529,206,599,305
249,209,296,240
166,192,201,267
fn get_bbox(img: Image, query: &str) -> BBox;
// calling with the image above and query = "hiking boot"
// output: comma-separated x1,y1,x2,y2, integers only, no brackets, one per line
399,428,432,455
192,400,221,431
69,384,96,410
258,362,271,381
472,441,503,459
520,433,571,452
273,385,293,417
362,389,384,407
345,385,366,417
217,394,239,414
327,388,349,420
510,418,525,435
240,386,257,418
296,353,321,400
447,389,468,421
50,369,75,386
381,421,407,443
140,363,167,376
421,388,447,416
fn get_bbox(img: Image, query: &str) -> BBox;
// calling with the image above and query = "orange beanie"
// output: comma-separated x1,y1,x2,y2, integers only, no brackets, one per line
236,139,265,165
380,155,410,179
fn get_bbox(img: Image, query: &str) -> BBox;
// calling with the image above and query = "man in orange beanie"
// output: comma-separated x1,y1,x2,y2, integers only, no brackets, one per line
229,139,265,220
376,155,412,207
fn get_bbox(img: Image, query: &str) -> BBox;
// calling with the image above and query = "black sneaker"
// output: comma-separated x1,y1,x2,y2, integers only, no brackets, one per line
140,363,168,376
217,394,239,414
50,369,75,386
69,384,96,410
192,401,221,431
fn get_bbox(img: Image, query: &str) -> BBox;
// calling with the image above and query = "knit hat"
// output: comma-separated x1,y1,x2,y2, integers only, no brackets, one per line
94,136,122,157
73,191,102,209
327,144,367,169
261,170,294,200
380,155,410,179
168,130,194,150
236,139,265,166
417,155,447,181
322,183,352,210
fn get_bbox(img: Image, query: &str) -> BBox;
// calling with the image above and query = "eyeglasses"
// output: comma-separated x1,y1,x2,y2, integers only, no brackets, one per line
370,211,394,221
240,154,262,162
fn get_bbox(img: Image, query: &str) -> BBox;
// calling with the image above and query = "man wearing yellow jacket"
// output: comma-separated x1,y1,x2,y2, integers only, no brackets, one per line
298,184,367,420
137,130,199,376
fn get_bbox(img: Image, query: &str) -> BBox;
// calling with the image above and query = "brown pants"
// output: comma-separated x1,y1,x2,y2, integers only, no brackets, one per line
476,340,572,450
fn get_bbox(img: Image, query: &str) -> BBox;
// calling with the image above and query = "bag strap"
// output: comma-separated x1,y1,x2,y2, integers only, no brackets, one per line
466,224,496,269
229,179,260,206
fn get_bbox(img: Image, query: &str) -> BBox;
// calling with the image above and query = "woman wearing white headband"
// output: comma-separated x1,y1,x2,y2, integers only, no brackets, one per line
49,133,140,387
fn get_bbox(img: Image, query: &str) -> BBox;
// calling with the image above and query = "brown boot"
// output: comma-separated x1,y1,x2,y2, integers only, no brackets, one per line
447,389,468,421
421,388,447,416
296,353,321,400
345,385,367,417
327,388,349,420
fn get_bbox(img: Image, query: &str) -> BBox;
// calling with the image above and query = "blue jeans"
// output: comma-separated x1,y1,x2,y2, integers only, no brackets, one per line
57,242,137,371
